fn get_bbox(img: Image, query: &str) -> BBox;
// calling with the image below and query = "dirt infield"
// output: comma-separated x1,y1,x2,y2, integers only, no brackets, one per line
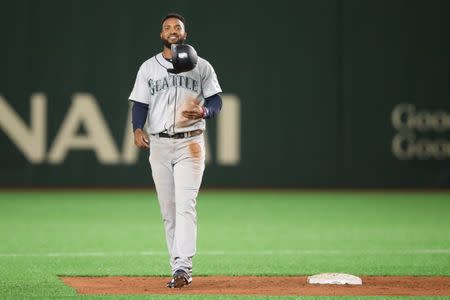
61,275,450,296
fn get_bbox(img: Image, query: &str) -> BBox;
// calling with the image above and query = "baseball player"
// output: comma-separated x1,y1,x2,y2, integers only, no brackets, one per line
128,13,222,288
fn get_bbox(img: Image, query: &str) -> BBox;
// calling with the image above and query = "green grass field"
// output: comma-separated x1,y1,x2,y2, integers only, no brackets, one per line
0,190,449,299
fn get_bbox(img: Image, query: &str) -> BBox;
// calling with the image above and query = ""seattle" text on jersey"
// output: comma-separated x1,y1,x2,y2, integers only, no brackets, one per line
148,75,199,95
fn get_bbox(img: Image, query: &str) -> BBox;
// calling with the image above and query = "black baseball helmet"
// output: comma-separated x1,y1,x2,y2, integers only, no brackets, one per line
168,44,198,74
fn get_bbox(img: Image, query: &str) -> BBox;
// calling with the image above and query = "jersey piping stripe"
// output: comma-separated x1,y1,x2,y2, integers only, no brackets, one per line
155,54,169,70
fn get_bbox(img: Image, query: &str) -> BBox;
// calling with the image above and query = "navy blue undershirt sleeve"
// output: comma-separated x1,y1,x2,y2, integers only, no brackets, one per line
130,100,149,132
203,94,222,119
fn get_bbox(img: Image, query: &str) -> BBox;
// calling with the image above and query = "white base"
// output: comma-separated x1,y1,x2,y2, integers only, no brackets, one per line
307,273,362,285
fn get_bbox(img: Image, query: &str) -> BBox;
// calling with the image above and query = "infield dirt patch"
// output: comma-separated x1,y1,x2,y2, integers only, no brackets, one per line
61,275,450,296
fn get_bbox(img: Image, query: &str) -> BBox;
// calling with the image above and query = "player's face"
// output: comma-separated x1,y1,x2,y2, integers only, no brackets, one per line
160,18,187,48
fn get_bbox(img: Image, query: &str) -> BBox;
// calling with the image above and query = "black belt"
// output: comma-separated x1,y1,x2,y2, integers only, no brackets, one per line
157,129,203,139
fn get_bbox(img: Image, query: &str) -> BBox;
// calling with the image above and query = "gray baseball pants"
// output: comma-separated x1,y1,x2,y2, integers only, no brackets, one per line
149,133,205,276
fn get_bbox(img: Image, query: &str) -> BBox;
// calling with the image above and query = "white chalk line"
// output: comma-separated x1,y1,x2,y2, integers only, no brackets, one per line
0,249,449,257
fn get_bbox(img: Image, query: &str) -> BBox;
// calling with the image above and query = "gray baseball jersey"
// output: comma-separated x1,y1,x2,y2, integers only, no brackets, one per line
129,53,222,135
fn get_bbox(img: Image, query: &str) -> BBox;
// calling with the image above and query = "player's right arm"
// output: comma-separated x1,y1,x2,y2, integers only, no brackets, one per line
131,101,149,148
129,63,151,149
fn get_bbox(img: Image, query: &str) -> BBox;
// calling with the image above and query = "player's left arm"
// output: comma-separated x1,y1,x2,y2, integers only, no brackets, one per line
181,93,222,120
202,94,222,119
182,60,222,120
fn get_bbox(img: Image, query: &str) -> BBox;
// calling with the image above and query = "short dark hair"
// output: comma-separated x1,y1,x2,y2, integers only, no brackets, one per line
161,13,185,26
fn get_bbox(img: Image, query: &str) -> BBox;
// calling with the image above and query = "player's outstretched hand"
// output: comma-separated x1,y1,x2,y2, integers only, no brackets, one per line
134,128,149,148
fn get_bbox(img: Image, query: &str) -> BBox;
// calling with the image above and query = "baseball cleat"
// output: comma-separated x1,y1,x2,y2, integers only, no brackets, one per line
166,269,192,288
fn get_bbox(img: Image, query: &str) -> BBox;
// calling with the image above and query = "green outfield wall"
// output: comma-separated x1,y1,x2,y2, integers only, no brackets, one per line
1,0,449,188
